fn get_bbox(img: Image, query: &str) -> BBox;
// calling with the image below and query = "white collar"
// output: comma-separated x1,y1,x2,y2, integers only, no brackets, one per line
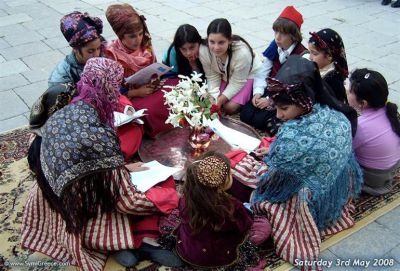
277,43,297,64
319,62,335,78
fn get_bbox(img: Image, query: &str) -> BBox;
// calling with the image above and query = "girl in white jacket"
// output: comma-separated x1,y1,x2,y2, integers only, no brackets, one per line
199,18,262,115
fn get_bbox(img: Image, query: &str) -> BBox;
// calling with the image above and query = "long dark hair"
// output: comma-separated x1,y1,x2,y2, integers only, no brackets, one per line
34,157,122,234
350,68,400,136
206,18,254,84
165,24,204,77
183,151,235,234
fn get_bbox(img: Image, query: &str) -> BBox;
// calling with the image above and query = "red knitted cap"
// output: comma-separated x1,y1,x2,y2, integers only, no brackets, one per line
278,6,303,28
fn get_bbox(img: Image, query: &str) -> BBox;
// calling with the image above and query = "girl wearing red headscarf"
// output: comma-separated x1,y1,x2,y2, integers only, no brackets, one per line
105,3,174,138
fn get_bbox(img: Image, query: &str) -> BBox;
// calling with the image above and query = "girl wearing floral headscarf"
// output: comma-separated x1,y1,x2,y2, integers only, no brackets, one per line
48,11,104,87
30,11,143,162
308,28,349,103
22,57,182,271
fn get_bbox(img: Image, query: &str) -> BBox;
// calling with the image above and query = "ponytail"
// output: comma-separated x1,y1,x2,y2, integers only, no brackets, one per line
386,102,400,136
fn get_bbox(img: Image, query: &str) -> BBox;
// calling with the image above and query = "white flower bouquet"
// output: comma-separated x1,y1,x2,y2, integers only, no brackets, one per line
163,72,221,128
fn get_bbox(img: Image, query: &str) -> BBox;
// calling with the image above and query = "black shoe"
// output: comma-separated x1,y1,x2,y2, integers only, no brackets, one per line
391,0,400,7
382,0,391,5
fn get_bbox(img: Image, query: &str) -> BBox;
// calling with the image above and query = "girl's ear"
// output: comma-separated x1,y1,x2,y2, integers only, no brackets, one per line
359,99,369,109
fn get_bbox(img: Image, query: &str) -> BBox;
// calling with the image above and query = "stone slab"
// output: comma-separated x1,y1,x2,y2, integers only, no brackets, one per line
329,222,400,260
13,80,47,108
0,74,29,91
0,90,29,120
0,41,51,60
0,114,28,134
0,59,30,77
0,13,31,27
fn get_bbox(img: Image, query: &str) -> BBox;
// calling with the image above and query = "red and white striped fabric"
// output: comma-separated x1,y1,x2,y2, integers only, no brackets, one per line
231,155,269,188
21,169,158,271
254,189,355,271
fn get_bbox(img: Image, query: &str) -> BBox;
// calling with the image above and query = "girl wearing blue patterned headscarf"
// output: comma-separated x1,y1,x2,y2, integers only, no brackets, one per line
249,55,363,268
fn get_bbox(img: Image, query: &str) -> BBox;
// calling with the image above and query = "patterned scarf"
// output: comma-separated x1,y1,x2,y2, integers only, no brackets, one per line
309,28,348,78
252,104,363,230
60,11,103,48
29,83,77,130
40,101,124,197
72,57,124,128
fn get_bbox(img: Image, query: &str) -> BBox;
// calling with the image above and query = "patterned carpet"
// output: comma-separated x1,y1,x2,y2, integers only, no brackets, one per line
0,127,399,271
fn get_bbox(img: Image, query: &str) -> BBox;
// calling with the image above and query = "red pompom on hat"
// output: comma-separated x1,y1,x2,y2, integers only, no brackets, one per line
278,6,303,28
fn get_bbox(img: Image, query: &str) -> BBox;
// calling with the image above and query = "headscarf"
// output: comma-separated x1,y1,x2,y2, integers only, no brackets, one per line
104,4,155,77
38,100,125,233
105,3,151,45
268,55,358,136
72,57,124,127
29,83,77,130
309,28,348,78
40,101,124,197
60,11,103,48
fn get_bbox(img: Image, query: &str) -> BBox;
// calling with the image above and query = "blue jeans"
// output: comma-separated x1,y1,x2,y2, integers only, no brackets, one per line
113,243,184,267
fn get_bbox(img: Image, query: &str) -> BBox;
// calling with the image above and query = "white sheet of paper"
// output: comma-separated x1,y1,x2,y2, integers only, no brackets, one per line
114,109,147,127
207,118,261,153
129,161,181,192
124,63,172,86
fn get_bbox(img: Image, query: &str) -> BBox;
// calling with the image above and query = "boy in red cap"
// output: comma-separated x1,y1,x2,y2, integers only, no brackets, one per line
241,6,309,135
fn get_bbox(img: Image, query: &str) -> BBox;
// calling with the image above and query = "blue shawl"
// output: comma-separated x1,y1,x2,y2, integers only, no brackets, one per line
252,104,363,230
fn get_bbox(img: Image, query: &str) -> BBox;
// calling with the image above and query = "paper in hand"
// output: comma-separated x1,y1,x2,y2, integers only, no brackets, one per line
114,108,147,127
207,118,261,153
130,161,181,192
125,63,172,86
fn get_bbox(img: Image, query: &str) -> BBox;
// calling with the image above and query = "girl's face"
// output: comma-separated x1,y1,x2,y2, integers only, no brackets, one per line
179,42,200,62
275,103,307,121
208,33,230,57
308,43,332,69
122,29,144,51
274,31,293,50
346,81,362,109
74,38,101,64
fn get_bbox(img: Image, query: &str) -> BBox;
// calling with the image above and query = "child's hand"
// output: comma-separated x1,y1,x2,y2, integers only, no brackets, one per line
128,85,154,98
126,108,135,116
256,97,272,109
217,94,228,107
254,147,269,157
125,162,149,172
252,94,262,107
149,76,160,89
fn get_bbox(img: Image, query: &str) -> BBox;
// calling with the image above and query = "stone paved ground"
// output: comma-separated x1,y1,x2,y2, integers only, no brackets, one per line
0,0,399,270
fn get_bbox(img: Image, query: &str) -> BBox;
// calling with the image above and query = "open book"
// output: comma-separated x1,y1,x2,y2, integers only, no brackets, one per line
125,63,172,86
130,161,181,192
207,118,261,153
114,107,147,127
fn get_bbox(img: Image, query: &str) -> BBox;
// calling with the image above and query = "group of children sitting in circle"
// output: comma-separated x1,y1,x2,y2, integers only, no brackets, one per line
22,3,399,271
